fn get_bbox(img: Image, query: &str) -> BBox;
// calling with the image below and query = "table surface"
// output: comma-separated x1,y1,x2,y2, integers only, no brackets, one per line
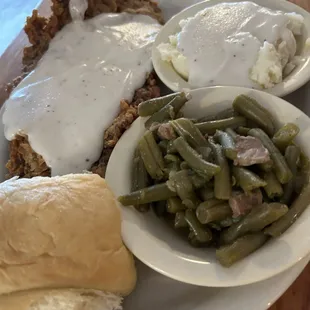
0,0,310,309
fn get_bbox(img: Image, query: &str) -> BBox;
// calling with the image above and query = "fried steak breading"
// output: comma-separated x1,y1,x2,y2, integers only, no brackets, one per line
6,0,162,178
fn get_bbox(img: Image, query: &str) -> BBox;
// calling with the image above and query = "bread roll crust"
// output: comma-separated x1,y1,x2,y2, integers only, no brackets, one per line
0,174,136,296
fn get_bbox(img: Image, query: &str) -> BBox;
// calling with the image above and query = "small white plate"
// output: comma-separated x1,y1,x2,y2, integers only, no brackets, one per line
152,0,310,97
106,86,310,287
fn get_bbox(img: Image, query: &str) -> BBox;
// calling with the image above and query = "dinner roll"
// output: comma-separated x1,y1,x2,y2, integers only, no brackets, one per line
0,289,122,310
0,174,136,296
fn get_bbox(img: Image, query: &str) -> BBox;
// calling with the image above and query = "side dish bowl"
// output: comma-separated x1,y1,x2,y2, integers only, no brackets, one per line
106,86,310,287
152,0,310,97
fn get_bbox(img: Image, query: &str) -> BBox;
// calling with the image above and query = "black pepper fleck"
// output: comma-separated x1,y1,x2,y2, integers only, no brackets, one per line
85,158,90,162
233,55,236,57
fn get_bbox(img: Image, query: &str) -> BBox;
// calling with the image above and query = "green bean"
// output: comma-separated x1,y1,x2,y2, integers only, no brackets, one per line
167,170,192,191
180,161,190,170
144,131,164,169
188,230,210,247
236,126,251,136
196,203,232,224
209,140,232,199
248,128,292,184
218,217,234,228
118,183,176,206
164,154,181,163
198,186,215,201
151,200,167,217
258,160,273,172
138,92,181,116
138,130,165,180
174,136,221,178
187,170,207,189
197,198,223,210
132,148,150,212
221,203,288,244
263,171,283,199
196,146,212,161
265,182,310,237
158,140,168,153
195,116,247,135
295,152,310,194
167,170,201,209
170,118,208,148
246,119,260,129
185,210,212,243
197,108,237,122
167,140,177,154
214,130,237,160
164,161,181,176
145,93,188,129
233,95,275,136
298,151,309,170
225,128,239,140
215,108,238,120
281,145,300,204
209,223,222,231
272,123,300,151
232,166,267,192
167,197,186,214
243,95,275,122
216,233,268,267
197,115,216,122
174,211,188,228
196,199,224,224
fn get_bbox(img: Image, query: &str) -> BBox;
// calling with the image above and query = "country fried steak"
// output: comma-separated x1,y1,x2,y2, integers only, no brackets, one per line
5,0,162,178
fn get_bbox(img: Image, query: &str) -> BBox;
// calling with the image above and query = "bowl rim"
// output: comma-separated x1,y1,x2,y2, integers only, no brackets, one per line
105,85,310,287
152,0,310,97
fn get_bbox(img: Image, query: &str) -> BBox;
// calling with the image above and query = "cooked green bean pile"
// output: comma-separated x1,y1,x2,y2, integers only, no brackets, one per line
118,93,310,267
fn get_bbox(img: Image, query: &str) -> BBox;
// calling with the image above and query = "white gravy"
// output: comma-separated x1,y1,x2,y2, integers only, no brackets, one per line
3,7,161,176
178,1,290,88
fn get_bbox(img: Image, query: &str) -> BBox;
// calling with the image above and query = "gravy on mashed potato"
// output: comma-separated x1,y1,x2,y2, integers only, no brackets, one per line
158,1,309,89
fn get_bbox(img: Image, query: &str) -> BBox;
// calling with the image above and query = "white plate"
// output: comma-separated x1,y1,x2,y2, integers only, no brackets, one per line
152,0,310,97
124,256,309,310
0,90,308,310
105,86,310,287
1,0,310,309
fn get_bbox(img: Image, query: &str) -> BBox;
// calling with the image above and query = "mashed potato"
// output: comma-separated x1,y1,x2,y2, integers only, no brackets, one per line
158,2,309,89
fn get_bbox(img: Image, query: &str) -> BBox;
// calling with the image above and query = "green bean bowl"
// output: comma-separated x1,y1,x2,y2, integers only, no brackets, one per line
106,86,310,287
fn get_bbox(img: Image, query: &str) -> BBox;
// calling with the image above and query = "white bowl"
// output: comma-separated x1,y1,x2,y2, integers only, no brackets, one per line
106,86,310,287
152,0,310,97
